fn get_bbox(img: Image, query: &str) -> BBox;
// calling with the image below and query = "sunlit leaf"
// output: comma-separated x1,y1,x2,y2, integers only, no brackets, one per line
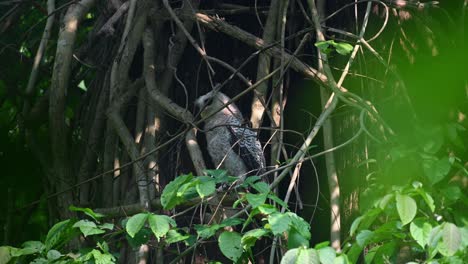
126,213,149,238
218,231,243,262
396,193,417,225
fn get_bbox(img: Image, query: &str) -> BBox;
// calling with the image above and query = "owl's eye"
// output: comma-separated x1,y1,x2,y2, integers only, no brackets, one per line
205,96,214,106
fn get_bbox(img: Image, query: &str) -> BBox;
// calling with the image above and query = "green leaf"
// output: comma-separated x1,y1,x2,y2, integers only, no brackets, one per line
378,194,394,210
126,228,152,248
11,247,39,257
314,41,332,53
126,213,149,238
99,223,114,230
218,231,243,262
22,241,45,253
268,193,289,209
317,247,336,264
204,169,229,183
334,42,354,55
314,241,330,249
315,41,331,49
246,193,268,208
422,157,451,185
416,189,435,212
258,204,278,215
410,218,432,248
395,193,417,225
148,214,171,240
165,229,190,244
69,205,104,222
195,224,221,239
241,228,269,250
287,228,310,249
438,223,461,256
221,218,244,227
251,182,269,193
90,249,116,264
349,216,363,236
46,249,61,260
440,186,462,203
161,174,194,209
428,224,443,248
268,212,291,236
73,219,105,237
356,230,374,248
0,247,13,264
196,176,216,198
45,219,77,251
288,213,311,240
334,254,351,264
281,247,320,264
78,80,87,91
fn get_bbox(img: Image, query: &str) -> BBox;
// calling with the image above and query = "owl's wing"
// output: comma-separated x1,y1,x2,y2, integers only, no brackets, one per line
228,126,266,175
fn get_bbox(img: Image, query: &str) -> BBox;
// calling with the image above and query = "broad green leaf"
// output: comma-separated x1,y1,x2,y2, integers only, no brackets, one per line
334,255,351,264
11,247,39,257
280,247,320,264
195,218,243,238
257,204,278,215
335,42,353,55
165,229,190,244
196,176,216,198
317,247,336,264
396,193,417,225
73,219,105,237
349,216,363,236
246,193,268,208
356,230,374,248
440,186,462,203
315,41,332,52
0,247,13,264
45,219,76,251
428,225,443,248
422,157,451,185
126,228,152,248
288,213,311,240
416,189,435,212
161,174,193,209
126,213,149,238
90,249,116,264
287,228,310,249
31,258,48,264
378,194,394,210
268,193,289,209
69,205,104,222
195,224,220,239
438,223,461,256
99,223,114,230
241,228,269,250
251,182,269,193
268,212,291,236
22,241,45,253
410,218,432,248
218,231,243,262
220,218,244,227
148,214,171,240
314,241,330,249
372,241,397,263
46,249,61,260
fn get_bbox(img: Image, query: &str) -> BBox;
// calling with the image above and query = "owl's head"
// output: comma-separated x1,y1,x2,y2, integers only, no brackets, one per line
195,90,242,120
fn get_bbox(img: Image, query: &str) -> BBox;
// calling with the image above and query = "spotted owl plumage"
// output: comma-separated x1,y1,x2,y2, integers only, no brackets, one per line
195,90,266,179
